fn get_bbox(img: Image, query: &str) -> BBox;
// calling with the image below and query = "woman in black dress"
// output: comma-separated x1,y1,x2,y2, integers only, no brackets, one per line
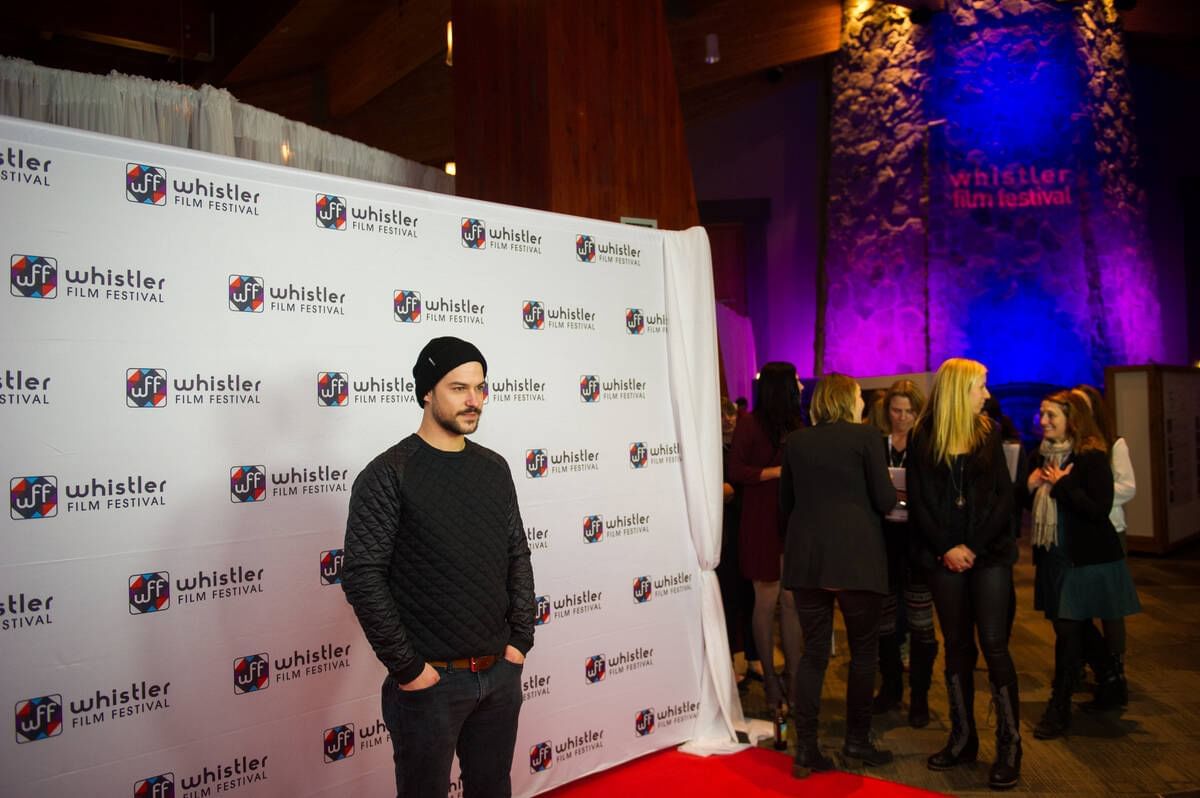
908,358,1020,791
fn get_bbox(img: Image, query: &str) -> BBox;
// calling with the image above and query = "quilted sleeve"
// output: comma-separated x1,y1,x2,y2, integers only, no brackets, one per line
503,468,536,655
341,454,425,684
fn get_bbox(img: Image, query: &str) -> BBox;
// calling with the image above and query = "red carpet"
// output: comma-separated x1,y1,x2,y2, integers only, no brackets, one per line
541,747,945,797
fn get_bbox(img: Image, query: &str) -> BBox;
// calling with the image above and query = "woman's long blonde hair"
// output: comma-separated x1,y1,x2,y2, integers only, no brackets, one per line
916,358,992,465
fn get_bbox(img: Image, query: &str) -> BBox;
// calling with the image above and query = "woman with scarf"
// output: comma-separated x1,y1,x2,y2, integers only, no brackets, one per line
1028,390,1140,740
908,358,1020,791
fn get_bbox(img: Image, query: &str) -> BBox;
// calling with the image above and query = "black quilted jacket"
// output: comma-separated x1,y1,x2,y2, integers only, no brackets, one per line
342,434,536,683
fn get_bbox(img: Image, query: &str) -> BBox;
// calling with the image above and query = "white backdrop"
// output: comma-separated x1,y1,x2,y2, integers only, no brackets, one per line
0,116,732,798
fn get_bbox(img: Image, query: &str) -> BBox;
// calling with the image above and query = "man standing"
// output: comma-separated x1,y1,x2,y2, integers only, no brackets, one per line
342,336,535,798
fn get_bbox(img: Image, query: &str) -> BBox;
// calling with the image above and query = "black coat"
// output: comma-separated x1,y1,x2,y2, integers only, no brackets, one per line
779,420,897,594
1028,448,1124,567
908,423,1016,570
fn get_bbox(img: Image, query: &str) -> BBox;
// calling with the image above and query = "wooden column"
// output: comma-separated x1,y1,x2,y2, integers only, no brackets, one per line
452,0,699,230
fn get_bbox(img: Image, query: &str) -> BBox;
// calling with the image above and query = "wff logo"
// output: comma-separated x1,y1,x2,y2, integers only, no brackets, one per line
317,372,349,406
127,368,168,408
231,466,267,503
522,300,545,330
321,549,344,585
584,655,606,684
633,576,653,603
635,709,656,736
529,741,553,773
229,275,264,312
525,449,548,479
629,442,649,469
10,476,57,520
535,595,551,626
126,163,167,205
579,375,600,403
233,654,270,694
324,724,355,762
133,773,175,797
129,572,170,614
393,290,422,323
575,235,596,263
315,194,347,230
583,515,604,544
10,255,57,298
15,695,63,743
461,218,486,249
625,308,645,335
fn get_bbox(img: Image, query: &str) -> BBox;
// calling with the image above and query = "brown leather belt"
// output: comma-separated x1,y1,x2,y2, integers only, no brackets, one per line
428,655,500,672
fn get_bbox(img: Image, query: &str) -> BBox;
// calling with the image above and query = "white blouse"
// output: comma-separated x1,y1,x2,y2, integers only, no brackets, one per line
1110,437,1136,533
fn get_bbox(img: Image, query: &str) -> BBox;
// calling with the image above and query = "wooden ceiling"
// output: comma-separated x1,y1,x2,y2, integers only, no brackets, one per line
2,0,1193,167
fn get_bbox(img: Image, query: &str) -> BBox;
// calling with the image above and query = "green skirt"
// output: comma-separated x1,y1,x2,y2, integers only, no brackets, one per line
1034,521,1141,621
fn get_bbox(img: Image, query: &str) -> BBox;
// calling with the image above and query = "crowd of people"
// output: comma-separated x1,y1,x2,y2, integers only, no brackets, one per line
721,358,1140,792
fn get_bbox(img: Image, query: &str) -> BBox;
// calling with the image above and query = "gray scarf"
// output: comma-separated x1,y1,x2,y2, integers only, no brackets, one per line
1031,439,1073,550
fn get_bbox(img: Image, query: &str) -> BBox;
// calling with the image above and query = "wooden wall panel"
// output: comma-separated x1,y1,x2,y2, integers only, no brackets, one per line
452,0,697,230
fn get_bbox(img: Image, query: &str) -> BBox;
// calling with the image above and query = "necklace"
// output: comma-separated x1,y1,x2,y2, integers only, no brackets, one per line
948,456,966,509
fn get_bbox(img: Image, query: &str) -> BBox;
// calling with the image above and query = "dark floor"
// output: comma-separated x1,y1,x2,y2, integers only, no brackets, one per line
737,541,1200,797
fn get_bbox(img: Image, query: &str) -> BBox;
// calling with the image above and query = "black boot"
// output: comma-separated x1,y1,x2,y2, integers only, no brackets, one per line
908,639,937,728
872,632,903,714
792,740,835,778
988,682,1022,790
842,737,894,766
928,672,979,770
1033,668,1072,740
1083,654,1128,712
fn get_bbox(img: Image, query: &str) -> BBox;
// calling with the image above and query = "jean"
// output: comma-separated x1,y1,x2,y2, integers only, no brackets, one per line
381,659,523,798
792,588,883,743
927,563,1018,690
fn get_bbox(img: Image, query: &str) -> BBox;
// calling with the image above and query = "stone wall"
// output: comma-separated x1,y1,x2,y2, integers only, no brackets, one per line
821,0,1162,385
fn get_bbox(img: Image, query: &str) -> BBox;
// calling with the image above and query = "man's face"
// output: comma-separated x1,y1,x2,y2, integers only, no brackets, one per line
426,361,487,435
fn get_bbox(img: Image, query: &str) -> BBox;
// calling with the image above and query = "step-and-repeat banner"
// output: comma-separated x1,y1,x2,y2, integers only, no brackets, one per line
0,117,704,798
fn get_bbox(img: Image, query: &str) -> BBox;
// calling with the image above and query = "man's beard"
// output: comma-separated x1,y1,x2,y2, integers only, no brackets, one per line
432,400,481,436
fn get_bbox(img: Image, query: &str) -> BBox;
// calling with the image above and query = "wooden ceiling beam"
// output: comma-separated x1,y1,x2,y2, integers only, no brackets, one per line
325,0,450,119
668,0,841,93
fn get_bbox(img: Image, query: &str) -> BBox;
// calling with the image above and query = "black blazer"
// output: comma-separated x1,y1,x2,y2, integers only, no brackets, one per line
1028,448,1124,567
908,423,1016,570
779,420,897,594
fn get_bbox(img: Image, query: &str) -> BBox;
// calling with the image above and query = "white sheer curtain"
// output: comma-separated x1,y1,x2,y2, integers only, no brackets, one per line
714,303,758,405
0,57,453,195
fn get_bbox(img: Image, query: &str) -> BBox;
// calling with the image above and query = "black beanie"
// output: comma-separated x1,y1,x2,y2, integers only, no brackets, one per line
412,337,488,407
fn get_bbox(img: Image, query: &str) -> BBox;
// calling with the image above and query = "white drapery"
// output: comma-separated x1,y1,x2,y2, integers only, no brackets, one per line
0,57,454,195
663,227,766,754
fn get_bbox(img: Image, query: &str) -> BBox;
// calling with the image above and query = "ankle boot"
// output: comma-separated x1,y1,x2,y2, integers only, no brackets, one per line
872,632,903,714
1083,654,1128,712
908,639,937,728
842,736,894,766
928,672,978,770
792,740,834,778
1033,668,1072,740
988,682,1022,790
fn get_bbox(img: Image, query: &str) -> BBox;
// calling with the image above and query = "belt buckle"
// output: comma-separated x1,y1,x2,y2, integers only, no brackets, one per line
469,656,486,673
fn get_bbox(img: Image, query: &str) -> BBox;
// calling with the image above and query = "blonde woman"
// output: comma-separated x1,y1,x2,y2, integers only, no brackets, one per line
779,374,896,776
907,358,1020,791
